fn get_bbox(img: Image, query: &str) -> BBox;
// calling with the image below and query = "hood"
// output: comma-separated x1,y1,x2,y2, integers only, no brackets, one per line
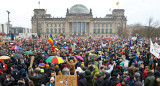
96,78,103,84
104,72,110,79
85,70,91,76
75,67,83,73
147,70,153,76
79,73,85,79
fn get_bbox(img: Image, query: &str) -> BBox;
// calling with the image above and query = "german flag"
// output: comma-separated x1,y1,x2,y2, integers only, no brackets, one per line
95,19,97,23
62,28,64,30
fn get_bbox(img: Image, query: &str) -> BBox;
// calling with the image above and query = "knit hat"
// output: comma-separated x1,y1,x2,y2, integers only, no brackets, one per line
55,65,59,68
40,69,44,73
64,64,67,67
126,76,130,81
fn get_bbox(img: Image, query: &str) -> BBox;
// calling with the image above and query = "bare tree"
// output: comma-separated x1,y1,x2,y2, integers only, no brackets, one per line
117,26,128,38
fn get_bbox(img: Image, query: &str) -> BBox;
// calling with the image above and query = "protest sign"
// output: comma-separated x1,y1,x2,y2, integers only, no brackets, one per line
55,75,77,86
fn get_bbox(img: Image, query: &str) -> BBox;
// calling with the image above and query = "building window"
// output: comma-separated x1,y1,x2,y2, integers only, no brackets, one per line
38,23,41,27
78,22,81,35
46,24,48,27
106,24,108,27
55,24,57,27
110,24,112,27
59,28,61,34
94,24,96,27
98,28,100,34
106,29,108,34
51,24,53,27
63,28,65,34
117,23,121,27
63,24,65,27
98,24,100,27
101,29,104,34
46,28,49,34
93,28,96,34
74,22,77,35
59,24,61,27
82,22,85,34
51,28,53,34
110,29,112,34
55,28,57,34
102,24,104,27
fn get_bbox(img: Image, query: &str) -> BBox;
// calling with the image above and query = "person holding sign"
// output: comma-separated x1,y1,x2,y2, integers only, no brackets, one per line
66,57,77,75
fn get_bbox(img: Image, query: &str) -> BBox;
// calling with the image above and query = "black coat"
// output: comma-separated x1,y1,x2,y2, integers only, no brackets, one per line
94,78,103,86
78,73,88,86
102,72,111,86
110,77,120,86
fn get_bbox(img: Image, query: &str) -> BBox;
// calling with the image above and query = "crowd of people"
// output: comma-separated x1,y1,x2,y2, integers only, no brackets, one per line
0,36,160,86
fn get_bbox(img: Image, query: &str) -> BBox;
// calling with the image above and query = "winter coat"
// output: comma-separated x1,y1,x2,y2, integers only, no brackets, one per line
39,73,48,85
78,73,88,86
66,57,77,75
28,72,41,86
128,66,138,78
94,78,103,86
133,80,142,86
3,78,15,86
62,67,70,75
144,70,155,86
85,69,95,86
110,77,120,86
102,72,111,86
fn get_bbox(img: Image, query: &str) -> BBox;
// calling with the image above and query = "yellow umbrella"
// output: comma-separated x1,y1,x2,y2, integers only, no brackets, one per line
0,56,10,60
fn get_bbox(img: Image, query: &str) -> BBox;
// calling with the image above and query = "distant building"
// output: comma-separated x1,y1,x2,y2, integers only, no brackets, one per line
11,27,31,35
0,24,8,34
32,4,127,37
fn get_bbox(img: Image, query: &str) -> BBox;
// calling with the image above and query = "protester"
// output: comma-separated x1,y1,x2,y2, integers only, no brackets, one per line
0,36,159,86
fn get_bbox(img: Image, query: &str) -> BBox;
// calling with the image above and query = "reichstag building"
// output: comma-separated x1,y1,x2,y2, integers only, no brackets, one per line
32,4,127,37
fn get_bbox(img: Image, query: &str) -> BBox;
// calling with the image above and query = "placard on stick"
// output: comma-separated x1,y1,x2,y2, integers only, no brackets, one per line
55,75,77,86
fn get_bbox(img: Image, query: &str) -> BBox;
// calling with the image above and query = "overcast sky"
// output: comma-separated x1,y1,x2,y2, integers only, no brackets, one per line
0,0,160,28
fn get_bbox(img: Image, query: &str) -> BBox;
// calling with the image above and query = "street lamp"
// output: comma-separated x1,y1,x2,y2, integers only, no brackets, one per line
6,10,10,34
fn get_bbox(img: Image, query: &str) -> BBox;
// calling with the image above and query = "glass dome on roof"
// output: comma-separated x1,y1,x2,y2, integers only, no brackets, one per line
69,4,89,14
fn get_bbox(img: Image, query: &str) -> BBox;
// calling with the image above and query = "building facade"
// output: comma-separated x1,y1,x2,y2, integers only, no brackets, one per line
0,24,8,34
32,4,127,37
11,27,31,35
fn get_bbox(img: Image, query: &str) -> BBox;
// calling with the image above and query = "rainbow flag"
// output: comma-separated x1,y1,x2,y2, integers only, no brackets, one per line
116,2,119,5
48,34,56,46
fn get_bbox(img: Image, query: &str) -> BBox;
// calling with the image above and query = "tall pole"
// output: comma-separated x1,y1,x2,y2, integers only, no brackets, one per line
7,10,10,34
36,11,40,38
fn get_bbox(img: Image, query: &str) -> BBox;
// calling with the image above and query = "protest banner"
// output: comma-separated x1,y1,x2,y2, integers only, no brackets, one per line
150,40,160,58
55,75,77,86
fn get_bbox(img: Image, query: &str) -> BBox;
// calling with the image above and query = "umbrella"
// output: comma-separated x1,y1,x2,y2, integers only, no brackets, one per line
0,56,10,60
73,43,77,46
17,42,22,46
26,47,32,51
0,50,7,56
103,46,109,49
14,54,24,59
46,56,65,64
119,45,122,48
124,43,128,46
61,50,68,54
89,54,99,58
75,55,84,61
15,50,24,54
24,51,34,55
10,45,22,50
39,63,45,67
